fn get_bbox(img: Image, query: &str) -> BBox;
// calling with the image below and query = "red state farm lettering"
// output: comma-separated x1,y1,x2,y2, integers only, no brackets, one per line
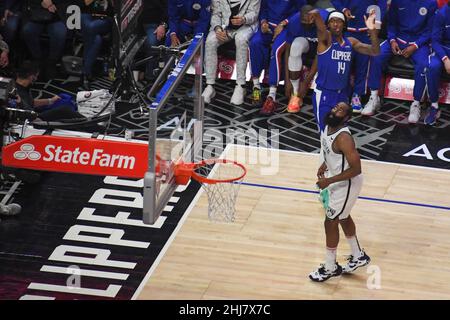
43,145,136,169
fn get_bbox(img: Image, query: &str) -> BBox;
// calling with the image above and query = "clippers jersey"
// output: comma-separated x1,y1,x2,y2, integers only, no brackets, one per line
316,37,353,91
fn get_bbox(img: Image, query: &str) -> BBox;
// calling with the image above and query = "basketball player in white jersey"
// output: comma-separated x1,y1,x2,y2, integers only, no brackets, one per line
309,102,370,282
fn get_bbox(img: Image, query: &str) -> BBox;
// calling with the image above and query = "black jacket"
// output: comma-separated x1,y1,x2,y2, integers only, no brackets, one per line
141,0,168,25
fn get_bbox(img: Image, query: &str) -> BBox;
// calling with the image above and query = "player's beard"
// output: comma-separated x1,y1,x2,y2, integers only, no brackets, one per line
325,111,345,128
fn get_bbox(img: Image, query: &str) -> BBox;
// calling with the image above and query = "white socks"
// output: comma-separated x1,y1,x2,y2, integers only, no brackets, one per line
325,247,337,271
252,78,260,89
268,86,277,100
370,90,378,99
347,236,362,259
290,79,300,96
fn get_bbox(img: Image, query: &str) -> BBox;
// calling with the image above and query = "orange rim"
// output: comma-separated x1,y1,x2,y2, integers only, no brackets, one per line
177,159,247,185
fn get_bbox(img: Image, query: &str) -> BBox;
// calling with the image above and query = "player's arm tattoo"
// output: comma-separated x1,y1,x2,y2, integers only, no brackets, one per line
349,32,380,56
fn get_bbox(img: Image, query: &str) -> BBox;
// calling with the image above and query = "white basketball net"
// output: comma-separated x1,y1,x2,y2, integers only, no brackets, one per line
194,161,246,223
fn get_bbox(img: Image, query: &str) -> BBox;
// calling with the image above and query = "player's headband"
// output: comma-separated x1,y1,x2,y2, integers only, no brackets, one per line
327,11,346,23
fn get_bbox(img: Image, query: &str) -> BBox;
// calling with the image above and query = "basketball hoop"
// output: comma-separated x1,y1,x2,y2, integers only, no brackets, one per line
175,159,247,222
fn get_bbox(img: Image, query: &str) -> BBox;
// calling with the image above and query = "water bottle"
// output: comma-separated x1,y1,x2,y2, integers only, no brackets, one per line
124,129,133,140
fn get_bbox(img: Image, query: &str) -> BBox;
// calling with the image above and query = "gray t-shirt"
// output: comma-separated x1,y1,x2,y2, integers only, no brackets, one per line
15,83,34,111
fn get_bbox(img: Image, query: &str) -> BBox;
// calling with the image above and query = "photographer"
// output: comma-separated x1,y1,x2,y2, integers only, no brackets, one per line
13,61,86,121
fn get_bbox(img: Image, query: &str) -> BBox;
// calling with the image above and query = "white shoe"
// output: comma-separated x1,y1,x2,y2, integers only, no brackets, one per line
309,262,342,282
0,203,21,216
361,95,381,116
342,250,371,274
230,85,246,105
202,85,216,104
408,102,421,124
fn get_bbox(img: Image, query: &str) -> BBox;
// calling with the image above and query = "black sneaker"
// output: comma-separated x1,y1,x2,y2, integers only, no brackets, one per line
309,262,342,282
342,250,371,273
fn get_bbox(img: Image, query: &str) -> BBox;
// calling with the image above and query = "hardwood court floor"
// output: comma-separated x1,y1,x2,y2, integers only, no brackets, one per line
137,145,450,300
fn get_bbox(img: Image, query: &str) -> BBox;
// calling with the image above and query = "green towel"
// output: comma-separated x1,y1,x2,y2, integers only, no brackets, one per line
318,188,330,210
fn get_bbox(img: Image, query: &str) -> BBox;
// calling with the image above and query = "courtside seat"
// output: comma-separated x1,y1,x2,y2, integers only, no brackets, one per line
386,55,414,79
386,54,450,82
218,41,237,59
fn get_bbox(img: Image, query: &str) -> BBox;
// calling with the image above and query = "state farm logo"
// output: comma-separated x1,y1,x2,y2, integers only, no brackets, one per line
14,144,41,161
13,143,136,170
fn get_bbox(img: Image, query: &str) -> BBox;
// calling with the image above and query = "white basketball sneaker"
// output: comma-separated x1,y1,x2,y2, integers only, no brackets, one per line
342,250,371,273
230,84,246,105
202,85,216,104
408,102,421,124
309,262,342,282
361,95,381,116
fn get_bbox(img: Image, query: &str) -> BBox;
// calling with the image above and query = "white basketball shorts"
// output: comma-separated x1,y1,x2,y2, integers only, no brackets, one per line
325,174,363,220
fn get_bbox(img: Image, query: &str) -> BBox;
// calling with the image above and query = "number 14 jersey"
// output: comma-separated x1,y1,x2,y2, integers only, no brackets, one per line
316,37,353,91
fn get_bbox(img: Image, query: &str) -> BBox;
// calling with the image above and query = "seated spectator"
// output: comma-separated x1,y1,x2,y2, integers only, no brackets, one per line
0,34,9,69
249,0,305,110
21,0,70,80
140,0,168,81
167,0,211,48
81,0,114,90
361,0,438,124
202,0,260,106
425,3,450,125
331,0,387,113
0,0,23,46
13,61,86,122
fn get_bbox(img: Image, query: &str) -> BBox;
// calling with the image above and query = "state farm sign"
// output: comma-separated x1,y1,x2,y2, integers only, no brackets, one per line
2,136,151,178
